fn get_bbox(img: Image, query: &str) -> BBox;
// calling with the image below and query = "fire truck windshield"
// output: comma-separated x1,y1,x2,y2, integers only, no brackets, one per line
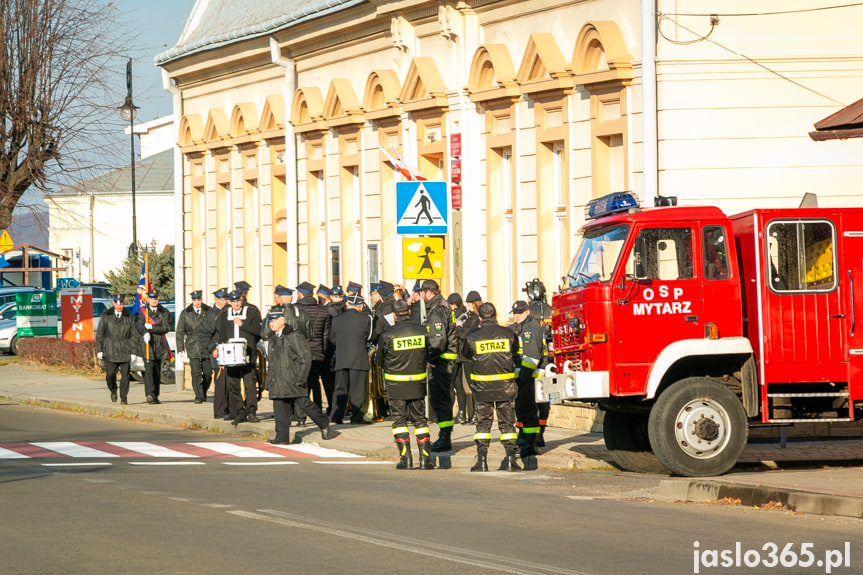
565,224,630,288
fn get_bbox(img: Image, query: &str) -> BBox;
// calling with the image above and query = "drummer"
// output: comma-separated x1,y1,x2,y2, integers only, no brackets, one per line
216,290,262,426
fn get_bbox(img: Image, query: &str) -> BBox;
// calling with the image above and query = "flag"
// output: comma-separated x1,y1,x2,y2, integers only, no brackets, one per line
132,254,149,316
377,143,427,181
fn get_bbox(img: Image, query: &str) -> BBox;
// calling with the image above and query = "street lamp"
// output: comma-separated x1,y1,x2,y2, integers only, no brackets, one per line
119,58,139,259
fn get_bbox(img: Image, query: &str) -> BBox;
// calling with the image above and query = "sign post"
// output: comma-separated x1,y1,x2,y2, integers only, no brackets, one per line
16,291,58,338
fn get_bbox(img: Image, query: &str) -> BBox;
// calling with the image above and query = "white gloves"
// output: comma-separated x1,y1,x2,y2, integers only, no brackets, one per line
130,355,138,362
143,333,151,344
144,323,152,330
96,352,103,360
178,351,188,363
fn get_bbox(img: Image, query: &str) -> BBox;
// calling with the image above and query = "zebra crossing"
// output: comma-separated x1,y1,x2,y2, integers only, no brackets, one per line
0,441,362,460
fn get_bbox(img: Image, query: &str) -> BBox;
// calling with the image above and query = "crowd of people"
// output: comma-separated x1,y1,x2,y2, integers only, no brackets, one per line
94,277,552,472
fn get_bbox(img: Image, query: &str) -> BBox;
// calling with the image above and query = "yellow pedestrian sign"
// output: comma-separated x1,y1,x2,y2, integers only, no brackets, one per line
403,238,444,279
0,230,12,252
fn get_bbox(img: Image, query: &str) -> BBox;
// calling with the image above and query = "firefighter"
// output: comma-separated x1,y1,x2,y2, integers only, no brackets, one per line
176,290,211,404
463,302,520,472
376,299,434,470
95,294,139,405
136,290,172,405
216,290,262,425
265,285,312,341
522,279,552,447
510,300,546,470
420,279,459,451
198,287,231,419
408,281,424,324
371,280,397,345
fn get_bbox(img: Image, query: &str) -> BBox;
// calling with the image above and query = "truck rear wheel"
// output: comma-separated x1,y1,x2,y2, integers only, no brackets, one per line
603,410,668,474
648,377,748,477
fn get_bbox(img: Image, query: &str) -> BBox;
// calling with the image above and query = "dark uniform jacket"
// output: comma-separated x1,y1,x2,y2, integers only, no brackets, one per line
95,308,139,363
456,310,480,364
296,296,330,360
265,325,312,399
197,303,227,357
136,304,172,360
325,300,345,318
263,303,312,342
216,304,262,360
510,314,545,384
329,308,371,371
370,298,396,345
409,299,423,324
463,318,519,403
423,293,458,364
376,316,428,400
176,303,211,359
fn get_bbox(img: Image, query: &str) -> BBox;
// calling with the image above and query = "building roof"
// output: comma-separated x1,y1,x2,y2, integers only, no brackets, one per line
809,97,863,141
154,0,365,66
50,149,173,197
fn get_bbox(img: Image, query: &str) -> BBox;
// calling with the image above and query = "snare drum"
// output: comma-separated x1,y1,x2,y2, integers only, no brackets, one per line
217,340,248,366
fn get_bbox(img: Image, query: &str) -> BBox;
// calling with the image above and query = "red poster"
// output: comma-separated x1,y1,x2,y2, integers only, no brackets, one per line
451,184,462,211
450,133,461,157
60,288,94,342
450,158,461,183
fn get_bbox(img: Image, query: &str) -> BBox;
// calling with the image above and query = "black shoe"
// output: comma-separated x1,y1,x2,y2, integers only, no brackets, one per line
231,410,247,427
146,395,155,404
110,391,118,402
120,399,128,406
246,410,260,423
297,417,307,427
470,453,489,472
321,425,331,440
267,438,291,445
350,419,372,425
454,410,466,424
152,397,161,405
465,415,477,425
430,428,452,452
194,398,203,404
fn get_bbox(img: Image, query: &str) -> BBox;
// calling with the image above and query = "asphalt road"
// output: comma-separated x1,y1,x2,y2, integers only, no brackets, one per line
1,401,860,575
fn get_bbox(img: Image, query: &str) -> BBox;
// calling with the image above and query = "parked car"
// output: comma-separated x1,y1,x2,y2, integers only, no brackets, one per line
0,286,38,307
0,310,17,354
0,301,16,321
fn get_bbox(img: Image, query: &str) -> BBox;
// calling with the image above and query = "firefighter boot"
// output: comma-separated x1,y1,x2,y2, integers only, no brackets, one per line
246,406,260,423
536,425,546,448
499,448,522,472
515,428,527,447
471,444,489,472
395,435,413,470
519,434,539,471
416,438,435,470
430,427,453,452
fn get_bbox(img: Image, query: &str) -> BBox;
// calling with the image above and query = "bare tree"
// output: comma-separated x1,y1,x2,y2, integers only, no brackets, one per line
0,0,129,231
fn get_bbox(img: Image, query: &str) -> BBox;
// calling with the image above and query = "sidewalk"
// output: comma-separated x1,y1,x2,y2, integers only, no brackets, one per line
2,360,863,518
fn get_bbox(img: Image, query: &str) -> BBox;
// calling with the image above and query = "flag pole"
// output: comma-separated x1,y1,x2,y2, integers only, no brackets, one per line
143,252,150,362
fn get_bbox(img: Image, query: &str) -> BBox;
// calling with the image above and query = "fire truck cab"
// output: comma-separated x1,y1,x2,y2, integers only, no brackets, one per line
536,192,863,476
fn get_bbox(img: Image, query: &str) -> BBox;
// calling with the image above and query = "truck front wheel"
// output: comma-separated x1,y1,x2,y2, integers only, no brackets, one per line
648,378,748,477
603,410,668,474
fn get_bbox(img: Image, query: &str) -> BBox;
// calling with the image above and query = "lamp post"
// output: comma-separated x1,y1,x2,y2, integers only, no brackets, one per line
119,58,139,258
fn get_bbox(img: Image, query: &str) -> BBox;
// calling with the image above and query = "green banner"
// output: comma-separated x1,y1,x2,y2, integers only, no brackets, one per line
16,291,59,337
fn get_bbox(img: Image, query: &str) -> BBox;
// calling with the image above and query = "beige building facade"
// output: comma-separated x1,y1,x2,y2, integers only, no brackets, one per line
157,0,863,312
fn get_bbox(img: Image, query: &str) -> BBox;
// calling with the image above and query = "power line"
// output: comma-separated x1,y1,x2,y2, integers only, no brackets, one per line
669,2,863,17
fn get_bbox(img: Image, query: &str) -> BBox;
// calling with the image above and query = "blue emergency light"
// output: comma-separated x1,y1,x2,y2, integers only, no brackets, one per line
585,191,640,220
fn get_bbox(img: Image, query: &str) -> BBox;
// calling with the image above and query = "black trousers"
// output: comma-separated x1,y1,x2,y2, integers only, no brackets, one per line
273,397,329,441
330,369,368,423
226,363,257,414
321,352,336,413
211,360,229,417
474,399,517,452
144,358,162,399
105,361,130,402
189,357,212,401
515,376,540,431
428,360,454,426
450,363,468,413
389,398,428,431
306,359,324,408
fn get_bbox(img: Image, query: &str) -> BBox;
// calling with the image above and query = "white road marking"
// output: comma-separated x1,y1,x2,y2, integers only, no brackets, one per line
268,443,362,458
129,462,206,466
229,509,595,575
186,442,283,458
222,461,299,466
0,446,28,458
311,461,392,465
41,463,113,467
108,442,199,458
32,442,118,458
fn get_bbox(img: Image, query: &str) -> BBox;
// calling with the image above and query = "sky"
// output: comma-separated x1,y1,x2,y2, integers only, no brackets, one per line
124,0,197,123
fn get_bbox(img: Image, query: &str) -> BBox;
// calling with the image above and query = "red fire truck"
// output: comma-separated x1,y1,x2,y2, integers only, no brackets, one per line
536,192,863,477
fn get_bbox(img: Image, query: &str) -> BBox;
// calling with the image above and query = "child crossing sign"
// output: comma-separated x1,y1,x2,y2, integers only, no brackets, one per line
403,237,444,279
396,181,448,234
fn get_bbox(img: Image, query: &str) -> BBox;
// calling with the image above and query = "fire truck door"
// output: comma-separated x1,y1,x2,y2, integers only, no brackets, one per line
842,228,863,403
613,225,703,394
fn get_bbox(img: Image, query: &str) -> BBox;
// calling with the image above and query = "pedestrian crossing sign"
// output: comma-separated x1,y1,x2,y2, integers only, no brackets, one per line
403,237,444,279
396,181,448,234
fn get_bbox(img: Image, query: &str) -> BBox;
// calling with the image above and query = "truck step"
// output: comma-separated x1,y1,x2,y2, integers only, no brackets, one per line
766,418,853,423
766,392,849,398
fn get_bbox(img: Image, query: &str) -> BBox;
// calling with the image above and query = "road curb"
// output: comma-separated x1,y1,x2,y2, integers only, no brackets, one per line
659,479,863,519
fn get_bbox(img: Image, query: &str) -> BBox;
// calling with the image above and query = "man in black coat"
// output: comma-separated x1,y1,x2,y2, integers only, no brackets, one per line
370,281,397,345
265,311,331,444
136,290,172,405
216,290,262,425
376,300,434,470
328,294,372,425
320,284,344,413
197,287,230,419
447,292,469,423
177,290,211,404
295,281,331,411
95,294,139,405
